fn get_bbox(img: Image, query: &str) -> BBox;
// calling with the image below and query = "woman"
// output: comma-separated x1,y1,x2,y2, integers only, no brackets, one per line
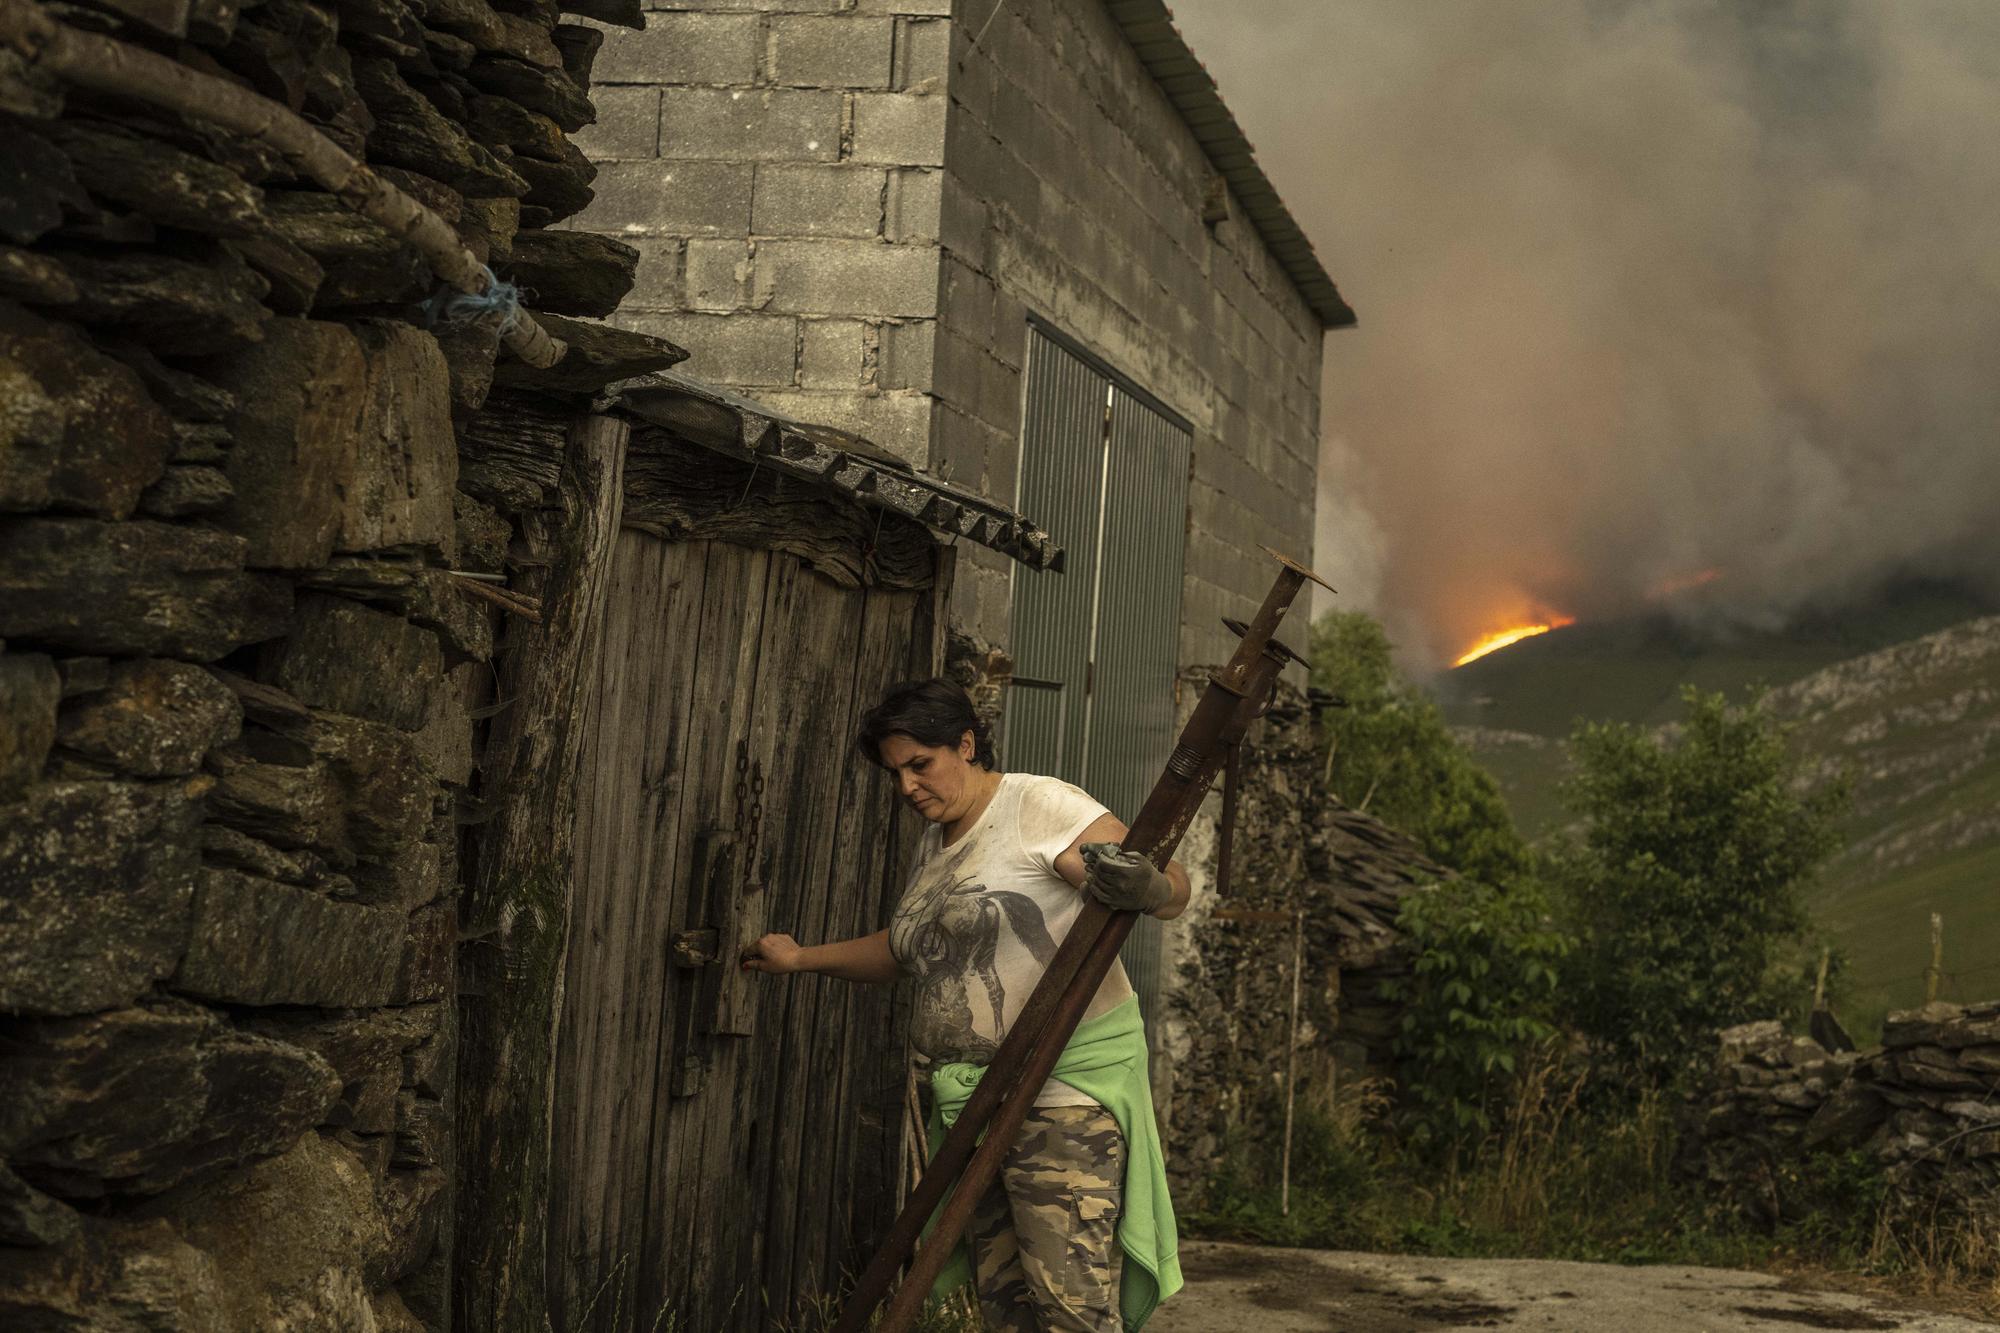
741,677,1186,1332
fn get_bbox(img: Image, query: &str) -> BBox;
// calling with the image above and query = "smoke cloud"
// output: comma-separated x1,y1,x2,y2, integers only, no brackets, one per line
1168,0,2000,667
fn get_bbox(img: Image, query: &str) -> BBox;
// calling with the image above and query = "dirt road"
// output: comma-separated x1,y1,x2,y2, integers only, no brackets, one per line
1147,1240,1997,1332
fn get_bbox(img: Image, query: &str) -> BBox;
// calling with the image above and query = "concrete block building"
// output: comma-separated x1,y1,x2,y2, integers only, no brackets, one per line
571,0,1351,845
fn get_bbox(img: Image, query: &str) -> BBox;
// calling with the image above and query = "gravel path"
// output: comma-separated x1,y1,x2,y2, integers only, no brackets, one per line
1146,1241,1998,1332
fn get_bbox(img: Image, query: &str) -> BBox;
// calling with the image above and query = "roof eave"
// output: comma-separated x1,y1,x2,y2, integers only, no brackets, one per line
1102,1,1356,330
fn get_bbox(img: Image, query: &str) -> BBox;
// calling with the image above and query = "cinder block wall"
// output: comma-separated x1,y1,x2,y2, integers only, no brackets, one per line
934,0,1327,660
571,1,953,463
571,0,1327,661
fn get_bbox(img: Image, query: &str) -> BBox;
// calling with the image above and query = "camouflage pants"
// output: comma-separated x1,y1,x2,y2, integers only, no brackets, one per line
966,1103,1126,1332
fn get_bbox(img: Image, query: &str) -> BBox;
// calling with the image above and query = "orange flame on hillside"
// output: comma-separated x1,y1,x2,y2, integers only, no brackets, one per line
1452,615,1577,668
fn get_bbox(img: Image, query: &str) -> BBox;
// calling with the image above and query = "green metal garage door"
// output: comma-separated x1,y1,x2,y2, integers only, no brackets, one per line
1004,319,1192,1039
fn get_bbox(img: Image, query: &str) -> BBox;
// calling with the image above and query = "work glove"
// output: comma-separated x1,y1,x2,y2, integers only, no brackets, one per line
1080,843,1172,914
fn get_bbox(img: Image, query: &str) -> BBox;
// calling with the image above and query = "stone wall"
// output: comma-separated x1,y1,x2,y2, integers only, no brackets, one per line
1678,1001,2000,1234
1159,678,1446,1204
0,0,680,1324
569,0,951,463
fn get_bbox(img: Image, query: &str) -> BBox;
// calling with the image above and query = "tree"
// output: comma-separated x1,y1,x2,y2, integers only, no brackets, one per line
1546,687,1848,1086
1309,611,1529,885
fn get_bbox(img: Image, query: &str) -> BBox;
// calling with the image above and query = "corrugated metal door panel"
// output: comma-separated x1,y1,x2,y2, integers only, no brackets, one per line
1084,388,1192,819
1092,387,1193,1037
1004,328,1109,778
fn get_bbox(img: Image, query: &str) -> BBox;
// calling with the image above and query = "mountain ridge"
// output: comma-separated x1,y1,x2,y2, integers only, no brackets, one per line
1441,593,2000,1024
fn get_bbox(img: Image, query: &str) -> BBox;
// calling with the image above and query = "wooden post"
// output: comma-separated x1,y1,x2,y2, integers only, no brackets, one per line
1279,907,1304,1218
454,413,627,1333
1925,912,1944,1004
1812,946,1830,1011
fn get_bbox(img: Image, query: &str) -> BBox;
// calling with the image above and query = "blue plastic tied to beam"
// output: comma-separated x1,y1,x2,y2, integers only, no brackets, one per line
421,266,523,334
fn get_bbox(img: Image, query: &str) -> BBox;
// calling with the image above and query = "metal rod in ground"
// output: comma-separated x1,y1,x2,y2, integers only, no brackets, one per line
1215,740,1240,897
835,552,1323,1333
1926,912,1944,1003
1280,906,1304,1218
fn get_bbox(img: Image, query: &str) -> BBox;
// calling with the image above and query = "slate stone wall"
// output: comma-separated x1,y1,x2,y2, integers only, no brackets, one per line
1678,1002,2000,1236
0,0,680,1324
1159,678,1446,1206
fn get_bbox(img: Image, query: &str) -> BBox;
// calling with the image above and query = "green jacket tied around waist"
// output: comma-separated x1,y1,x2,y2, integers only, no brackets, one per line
924,994,1183,1331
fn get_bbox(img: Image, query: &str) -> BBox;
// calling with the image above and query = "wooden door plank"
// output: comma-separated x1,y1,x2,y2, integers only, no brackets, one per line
550,531,708,1330
712,548,860,1320
801,556,946,1306
799,582,924,1307
642,541,773,1327
547,536,646,1325
457,413,627,1333
851,549,950,1256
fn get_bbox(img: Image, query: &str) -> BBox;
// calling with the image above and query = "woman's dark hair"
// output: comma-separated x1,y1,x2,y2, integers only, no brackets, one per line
855,678,997,770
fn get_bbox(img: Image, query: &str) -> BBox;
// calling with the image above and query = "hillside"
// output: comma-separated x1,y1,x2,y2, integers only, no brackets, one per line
1441,589,2000,1024
1440,582,1992,741
1765,616,2000,1020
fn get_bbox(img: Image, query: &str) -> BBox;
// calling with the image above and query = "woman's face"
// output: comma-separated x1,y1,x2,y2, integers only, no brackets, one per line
879,731,980,824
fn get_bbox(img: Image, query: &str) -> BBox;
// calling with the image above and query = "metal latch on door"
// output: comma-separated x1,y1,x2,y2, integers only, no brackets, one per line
668,742,767,1095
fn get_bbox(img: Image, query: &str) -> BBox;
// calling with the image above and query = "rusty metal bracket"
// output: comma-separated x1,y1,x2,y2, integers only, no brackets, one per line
682,826,767,1038
671,929,720,967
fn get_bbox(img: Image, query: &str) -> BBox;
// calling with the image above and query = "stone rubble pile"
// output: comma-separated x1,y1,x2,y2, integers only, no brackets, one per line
1678,1000,2000,1234
0,0,683,1323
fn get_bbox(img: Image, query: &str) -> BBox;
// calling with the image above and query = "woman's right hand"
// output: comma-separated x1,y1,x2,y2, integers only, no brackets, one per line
741,932,806,975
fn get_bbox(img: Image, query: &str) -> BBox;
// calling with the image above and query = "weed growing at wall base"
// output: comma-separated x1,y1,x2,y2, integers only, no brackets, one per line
1185,1057,2000,1321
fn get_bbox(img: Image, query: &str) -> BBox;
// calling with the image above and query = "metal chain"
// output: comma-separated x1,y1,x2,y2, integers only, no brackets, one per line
733,740,749,830
745,760,765,877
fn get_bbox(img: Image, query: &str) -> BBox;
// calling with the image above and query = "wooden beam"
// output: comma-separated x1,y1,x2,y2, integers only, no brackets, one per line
456,400,937,590
454,412,627,1333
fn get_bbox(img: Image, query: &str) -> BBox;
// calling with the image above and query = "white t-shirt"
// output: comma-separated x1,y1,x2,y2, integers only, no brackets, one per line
888,772,1137,1107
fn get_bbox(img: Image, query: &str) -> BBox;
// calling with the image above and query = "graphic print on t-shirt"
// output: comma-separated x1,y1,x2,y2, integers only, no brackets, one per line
889,773,1135,1105
891,838,1058,1063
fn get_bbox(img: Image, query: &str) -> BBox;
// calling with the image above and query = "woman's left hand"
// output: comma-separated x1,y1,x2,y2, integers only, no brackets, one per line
1079,843,1173,914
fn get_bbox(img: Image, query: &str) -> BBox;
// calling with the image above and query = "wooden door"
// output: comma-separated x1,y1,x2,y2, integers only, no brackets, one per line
549,528,941,1331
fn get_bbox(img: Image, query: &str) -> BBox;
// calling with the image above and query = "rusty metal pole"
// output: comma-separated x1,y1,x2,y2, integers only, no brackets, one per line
1279,906,1304,1217
1214,740,1240,898
835,549,1329,1333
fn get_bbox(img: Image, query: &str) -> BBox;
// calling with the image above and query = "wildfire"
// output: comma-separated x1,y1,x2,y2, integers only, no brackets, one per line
1452,616,1576,668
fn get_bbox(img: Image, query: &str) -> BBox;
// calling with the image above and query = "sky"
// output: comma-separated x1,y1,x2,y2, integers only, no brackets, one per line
1168,0,2000,668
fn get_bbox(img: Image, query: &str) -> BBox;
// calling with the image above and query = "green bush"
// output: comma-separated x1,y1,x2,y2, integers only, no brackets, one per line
1382,878,1570,1154
1545,687,1848,1088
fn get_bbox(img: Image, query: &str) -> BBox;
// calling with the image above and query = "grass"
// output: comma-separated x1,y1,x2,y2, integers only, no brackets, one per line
781,1287,981,1333
1815,838,2000,1040
567,1267,981,1333
1184,1053,2000,1322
